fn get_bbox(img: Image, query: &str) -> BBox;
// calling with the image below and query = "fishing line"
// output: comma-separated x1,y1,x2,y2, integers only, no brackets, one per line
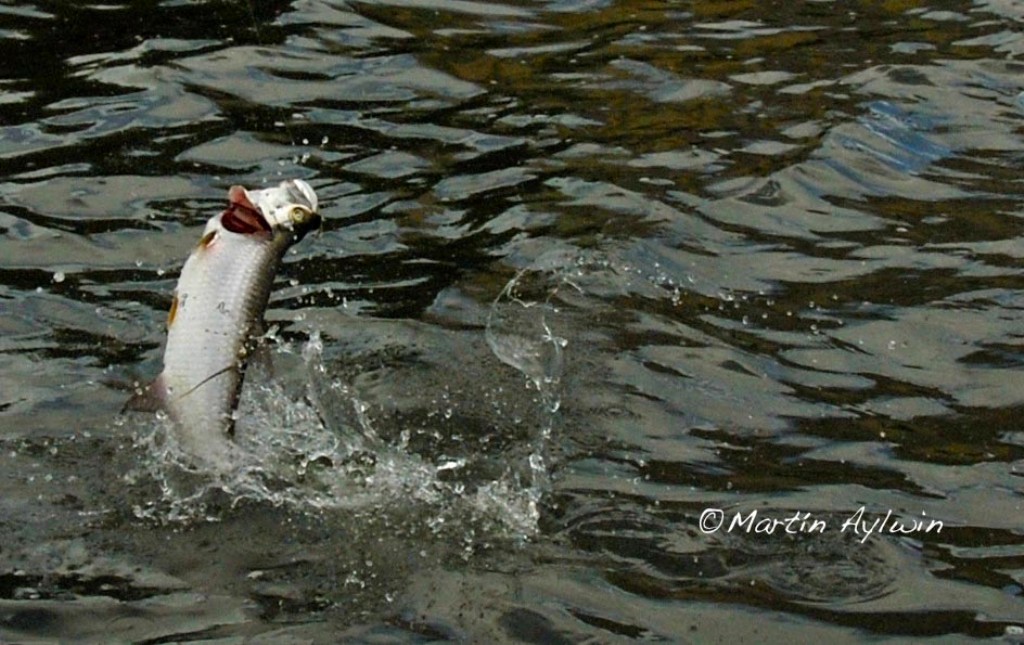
235,0,330,242
238,0,302,149
235,2,328,280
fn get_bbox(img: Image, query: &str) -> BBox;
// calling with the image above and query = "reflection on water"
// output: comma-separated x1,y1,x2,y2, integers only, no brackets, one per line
3,0,1024,641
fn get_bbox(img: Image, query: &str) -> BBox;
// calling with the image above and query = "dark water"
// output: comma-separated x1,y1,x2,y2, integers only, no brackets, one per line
3,0,1024,642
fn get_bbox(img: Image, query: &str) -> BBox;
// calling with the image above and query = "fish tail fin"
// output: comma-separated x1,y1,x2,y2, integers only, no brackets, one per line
121,374,169,414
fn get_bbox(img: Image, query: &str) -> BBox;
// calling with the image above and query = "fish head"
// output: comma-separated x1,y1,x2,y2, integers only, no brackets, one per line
220,180,320,236
246,179,320,234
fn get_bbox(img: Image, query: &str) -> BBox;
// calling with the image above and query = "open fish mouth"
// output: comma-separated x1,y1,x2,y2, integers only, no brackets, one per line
221,186,270,234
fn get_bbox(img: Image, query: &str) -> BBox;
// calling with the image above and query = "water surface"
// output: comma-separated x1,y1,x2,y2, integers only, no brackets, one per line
2,0,1024,642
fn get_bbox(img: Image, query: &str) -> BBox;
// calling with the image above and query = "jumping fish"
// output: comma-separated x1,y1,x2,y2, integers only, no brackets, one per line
124,179,320,469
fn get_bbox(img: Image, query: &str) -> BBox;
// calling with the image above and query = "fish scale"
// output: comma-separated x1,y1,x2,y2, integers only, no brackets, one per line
162,229,293,465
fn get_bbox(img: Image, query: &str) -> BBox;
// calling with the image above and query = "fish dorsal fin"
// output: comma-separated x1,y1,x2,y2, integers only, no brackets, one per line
122,374,169,413
221,185,271,234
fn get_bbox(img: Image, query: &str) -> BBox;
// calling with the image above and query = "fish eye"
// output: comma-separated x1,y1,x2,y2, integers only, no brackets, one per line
290,206,310,223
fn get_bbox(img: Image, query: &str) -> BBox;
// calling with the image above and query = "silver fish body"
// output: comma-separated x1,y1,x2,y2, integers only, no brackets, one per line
126,179,320,469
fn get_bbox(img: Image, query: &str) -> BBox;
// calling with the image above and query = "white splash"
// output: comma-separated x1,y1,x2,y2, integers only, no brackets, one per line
125,331,545,542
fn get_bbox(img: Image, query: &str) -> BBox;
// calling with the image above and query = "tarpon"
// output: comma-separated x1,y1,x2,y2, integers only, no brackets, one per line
124,179,320,469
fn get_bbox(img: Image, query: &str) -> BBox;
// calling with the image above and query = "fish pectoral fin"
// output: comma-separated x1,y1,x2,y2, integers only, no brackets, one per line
122,374,169,414
176,364,234,402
